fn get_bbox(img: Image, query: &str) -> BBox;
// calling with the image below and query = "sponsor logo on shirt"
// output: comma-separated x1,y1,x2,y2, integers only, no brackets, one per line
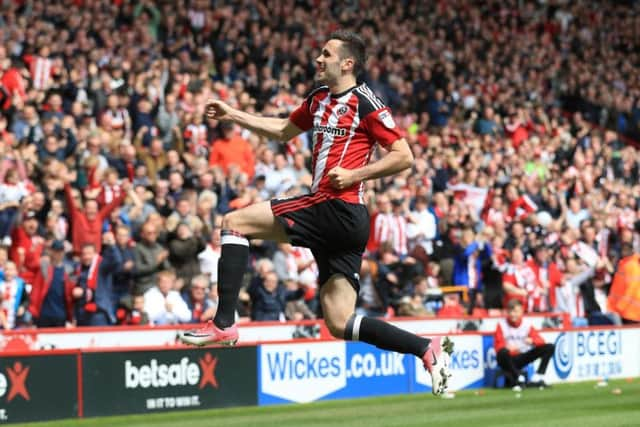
314,125,346,137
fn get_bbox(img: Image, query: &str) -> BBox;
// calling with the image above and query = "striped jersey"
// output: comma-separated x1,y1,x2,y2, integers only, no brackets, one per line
289,83,402,204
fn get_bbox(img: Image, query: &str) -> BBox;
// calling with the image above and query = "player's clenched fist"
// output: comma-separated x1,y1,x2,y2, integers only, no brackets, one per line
328,166,356,190
205,99,232,120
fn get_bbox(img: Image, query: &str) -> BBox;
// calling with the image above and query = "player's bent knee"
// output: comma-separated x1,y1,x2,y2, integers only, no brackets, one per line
324,316,348,339
221,211,246,233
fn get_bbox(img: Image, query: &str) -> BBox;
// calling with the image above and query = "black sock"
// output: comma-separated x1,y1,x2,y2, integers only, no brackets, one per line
345,314,431,357
213,230,249,329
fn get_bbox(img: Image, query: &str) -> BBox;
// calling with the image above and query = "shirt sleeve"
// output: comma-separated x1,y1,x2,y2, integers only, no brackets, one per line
289,99,314,132
362,107,402,148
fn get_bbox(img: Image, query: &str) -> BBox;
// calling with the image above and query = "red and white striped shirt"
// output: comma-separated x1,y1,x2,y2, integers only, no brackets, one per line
289,84,402,204
371,212,409,256
29,56,53,90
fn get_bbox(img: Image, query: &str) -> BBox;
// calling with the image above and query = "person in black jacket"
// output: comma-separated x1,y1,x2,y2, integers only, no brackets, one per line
168,222,206,293
112,225,136,311
248,270,303,321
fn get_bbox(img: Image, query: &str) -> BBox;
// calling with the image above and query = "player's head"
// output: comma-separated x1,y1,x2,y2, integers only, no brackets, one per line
316,30,366,85
507,299,524,323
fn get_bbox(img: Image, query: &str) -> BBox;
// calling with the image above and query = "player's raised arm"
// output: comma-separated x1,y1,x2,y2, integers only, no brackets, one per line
205,99,303,142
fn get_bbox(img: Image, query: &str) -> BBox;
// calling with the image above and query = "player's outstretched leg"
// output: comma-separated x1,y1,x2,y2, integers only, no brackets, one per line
321,275,453,396
179,229,247,346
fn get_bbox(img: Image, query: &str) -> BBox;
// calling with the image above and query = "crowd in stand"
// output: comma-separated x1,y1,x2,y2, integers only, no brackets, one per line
1,0,640,330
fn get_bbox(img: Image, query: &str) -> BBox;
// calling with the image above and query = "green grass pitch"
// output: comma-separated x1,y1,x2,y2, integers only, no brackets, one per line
12,380,640,427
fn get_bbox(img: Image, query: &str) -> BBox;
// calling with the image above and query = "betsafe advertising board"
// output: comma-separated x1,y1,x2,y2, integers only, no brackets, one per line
82,346,257,416
0,354,77,424
258,336,485,404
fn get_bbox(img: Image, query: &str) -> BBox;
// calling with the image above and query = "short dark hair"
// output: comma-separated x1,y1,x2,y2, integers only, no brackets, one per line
507,299,523,310
328,30,366,78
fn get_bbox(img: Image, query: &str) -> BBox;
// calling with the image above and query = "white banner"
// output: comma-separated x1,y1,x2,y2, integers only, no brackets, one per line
541,328,640,383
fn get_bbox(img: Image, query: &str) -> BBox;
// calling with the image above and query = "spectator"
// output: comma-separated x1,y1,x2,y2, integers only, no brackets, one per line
474,107,500,137
143,270,191,325
284,278,316,321
356,257,388,318
526,246,563,313
495,299,555,390
167,222,206,291
607,245,640,324
183,275,217,324
208,122,255,180
0,150,30,245
248,271,303,322
133,221,170,295
427,89,451,128
452,227,490,312
165,196,203,234
116,293,150,326
62,168,129,254
565,197,591,230
407,195,437,262
198,225,222,285
264,153,297,197
502,247,537,312
112,225,136,309
9,210,44,285
29,240,74,328
71,234,123,326
134,129,167,184
0,261,30,329
156,94,181,147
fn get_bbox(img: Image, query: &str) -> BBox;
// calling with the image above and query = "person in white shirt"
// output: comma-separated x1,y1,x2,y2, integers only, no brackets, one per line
143,270,191,325
407,195,437,256
198,227,221,285
264,153,297,197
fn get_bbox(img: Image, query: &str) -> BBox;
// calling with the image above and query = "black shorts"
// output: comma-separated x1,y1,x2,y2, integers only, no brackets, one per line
271,193,370,292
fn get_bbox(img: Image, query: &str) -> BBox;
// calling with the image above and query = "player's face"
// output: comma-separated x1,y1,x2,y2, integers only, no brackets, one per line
316,40,344,85
508,304,524,323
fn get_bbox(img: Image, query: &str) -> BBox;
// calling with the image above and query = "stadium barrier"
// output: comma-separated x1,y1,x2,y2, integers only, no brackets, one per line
0,313,567,351
0,325,637,423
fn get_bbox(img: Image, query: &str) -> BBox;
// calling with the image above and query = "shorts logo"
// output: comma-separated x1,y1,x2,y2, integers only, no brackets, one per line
285,218,295,228
553,332,573,379
378,111,395,129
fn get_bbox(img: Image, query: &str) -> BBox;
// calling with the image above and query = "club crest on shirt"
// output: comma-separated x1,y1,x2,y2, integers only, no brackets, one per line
336,105,348,116
378,110,396,128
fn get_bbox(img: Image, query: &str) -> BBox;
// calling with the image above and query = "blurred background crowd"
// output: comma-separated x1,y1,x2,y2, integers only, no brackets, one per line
1,0,639,330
